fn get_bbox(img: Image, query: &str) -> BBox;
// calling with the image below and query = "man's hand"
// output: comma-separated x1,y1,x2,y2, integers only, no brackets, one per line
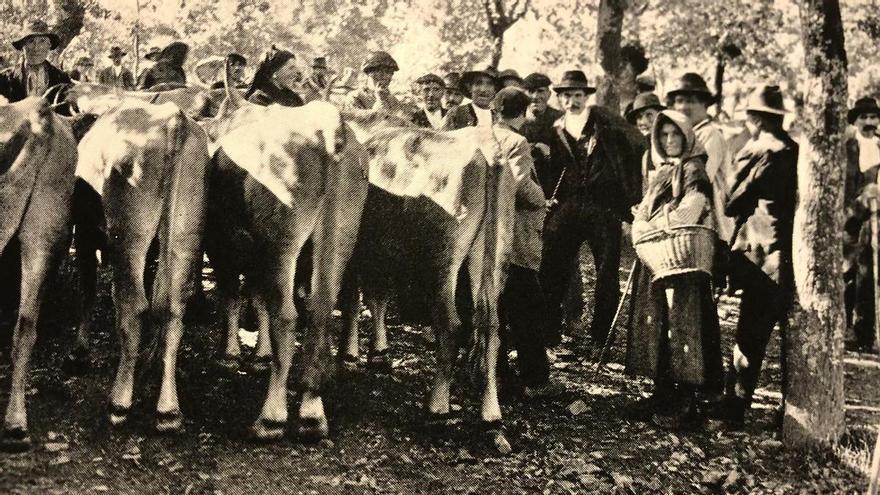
859,184,880,209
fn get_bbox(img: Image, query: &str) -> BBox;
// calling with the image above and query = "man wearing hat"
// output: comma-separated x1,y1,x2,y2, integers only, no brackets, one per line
0,19,70,103
719,84,798,428
345,50,403,112
626,92,665,137
208,52,247,90
541,70,644,346
667,72,733,241
98,46,135,90
411,73,446,129
521,72,564,145
843,96,880,353
69,56,94,82
442,72,464,111
442,66,499,130
490,86,556,398
301,56,332,103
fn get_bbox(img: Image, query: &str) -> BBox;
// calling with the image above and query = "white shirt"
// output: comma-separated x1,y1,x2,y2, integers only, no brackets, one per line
473,103,492,128
113,65,123,78
563,109,589,138
425,108,444,129
856,132,880,173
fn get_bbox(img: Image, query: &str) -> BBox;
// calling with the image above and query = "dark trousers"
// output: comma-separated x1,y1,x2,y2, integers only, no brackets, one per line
541,203,621,343
500,265,549,387
845,243,876,349
728,255,790,404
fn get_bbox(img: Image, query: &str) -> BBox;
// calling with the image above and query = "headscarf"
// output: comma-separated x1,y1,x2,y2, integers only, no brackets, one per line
245,46,296,101
649,109,701,201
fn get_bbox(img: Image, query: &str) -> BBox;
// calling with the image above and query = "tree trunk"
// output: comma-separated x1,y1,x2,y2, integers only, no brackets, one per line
52,0,86,54
490,34,503,69
594,0,626,113
714,57,725,115
784,0,848,449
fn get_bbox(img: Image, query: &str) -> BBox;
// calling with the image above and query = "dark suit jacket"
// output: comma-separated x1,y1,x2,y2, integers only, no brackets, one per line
521,106,564,145
725,129,798,288
546,106,645,221
247,85,304,107
98,66,135,90
0,61,71,103
411,108,446,128
442,103,482,130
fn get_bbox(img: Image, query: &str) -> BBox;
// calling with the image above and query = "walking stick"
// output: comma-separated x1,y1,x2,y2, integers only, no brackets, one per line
591,260,637,377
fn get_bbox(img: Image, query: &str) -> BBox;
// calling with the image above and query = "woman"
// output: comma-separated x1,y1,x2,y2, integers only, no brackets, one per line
625,110,723,430
244,47,304,107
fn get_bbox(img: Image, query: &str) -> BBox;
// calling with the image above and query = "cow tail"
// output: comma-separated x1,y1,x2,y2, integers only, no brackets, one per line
140,112,189,367
467,157,501,389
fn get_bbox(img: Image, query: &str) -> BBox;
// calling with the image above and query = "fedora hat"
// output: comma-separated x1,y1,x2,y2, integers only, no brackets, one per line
362,51,398,73
459,66,500,97
108,46,127,59
144,46,161,61
552,70,596,94
312,56,327,70
12,19,60,51
625,92,665,123
665,72,715,103
415,73,444,87
848,97,880,124
443,72,462,91
227,52,246,66
744,84,787,116
498,69,524,86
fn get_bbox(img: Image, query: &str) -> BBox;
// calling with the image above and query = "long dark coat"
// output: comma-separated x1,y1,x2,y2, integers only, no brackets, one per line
0,61,70,103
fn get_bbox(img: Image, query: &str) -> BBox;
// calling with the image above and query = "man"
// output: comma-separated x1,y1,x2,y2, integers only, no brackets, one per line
98,46,135,90
625,92,665,137
521,72,564,147
410,73,446,129
667,72,733,242
540,70,643,346
442,72,464,111
491,87,554,397
345,50,403,112
209,52,246,90
69,56,94,82
442,66,499,130
844,96,880,353
720,85,798,428
0,19,70,102
301,56,331,103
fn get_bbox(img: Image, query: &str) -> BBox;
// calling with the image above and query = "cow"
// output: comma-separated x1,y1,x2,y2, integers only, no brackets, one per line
55,81,232,120
316,125,517,453
0,97,78,451
73,96,211,433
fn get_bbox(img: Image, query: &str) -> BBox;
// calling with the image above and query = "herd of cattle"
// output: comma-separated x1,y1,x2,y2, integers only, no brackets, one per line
0,59,643,455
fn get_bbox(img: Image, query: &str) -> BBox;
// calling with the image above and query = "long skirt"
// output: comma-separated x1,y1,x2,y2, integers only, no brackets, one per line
625,267,723,392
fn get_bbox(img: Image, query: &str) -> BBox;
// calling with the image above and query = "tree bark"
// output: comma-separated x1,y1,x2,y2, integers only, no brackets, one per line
52,0,86,54
594,0,626,113
784,0,848,449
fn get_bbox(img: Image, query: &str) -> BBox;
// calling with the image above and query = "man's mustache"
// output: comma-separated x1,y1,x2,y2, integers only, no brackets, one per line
865,125,878,132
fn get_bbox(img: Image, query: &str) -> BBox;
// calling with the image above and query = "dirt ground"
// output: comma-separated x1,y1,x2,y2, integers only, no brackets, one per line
0,247,875,494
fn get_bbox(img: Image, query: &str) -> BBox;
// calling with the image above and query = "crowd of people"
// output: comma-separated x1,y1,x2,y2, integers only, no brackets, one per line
0,18,876,436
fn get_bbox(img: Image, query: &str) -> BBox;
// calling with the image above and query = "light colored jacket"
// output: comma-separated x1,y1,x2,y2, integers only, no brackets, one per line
494,122,546,271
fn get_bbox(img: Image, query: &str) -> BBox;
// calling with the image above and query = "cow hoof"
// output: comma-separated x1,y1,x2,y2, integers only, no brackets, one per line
0,427,32,453
62,348,90,376
339,354,360,371
297,417,329,442
217,354,242,373
366,349,392,374
424,411,462,429
156,410,185,435
251,418,286,442
246,355,272,375
108,403,131,426
480,421,512,455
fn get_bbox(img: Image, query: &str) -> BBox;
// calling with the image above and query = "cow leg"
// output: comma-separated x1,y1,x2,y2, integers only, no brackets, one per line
108,241,151,426
247,295,272,374
366,293,391,373
1,243,52,452
252,246,297,441
338,266,361,368
426,270,459,421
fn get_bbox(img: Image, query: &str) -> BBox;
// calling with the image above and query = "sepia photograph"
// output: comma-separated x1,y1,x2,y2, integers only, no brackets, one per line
0,0,876,493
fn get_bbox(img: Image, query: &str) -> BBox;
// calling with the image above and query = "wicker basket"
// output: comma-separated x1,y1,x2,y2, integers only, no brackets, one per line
633,206,717,281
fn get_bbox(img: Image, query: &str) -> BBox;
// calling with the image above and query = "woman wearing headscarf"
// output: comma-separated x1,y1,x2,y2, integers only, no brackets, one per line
625,109,723,430
137,41,188,90
244,47,304,107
